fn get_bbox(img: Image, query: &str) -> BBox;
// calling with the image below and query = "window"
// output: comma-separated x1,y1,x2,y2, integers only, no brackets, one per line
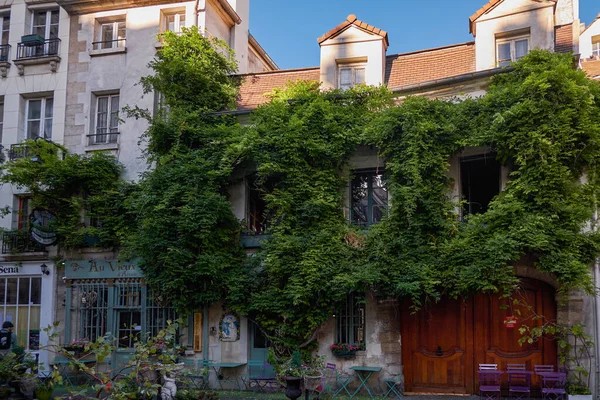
26,97,53,140
165,12,186,34
0,277,42,350
16,196,32,230
246,175,274,234
350,170,387,227
460,154,500,216
92,94,119,144
339,65,365,90
592,36,600,57
97,20,126,50
1,13,9,45
496,35,529,67
32,10,58,39
336,293,365,347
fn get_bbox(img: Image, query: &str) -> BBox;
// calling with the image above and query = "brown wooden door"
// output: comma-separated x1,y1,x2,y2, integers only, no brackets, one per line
401,278,556,394
401,297,474,394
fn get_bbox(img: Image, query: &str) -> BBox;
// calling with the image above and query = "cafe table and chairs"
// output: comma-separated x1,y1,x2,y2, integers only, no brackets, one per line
211,361,247,390
349,365,382,400
507,369,533,400
537,371,567,400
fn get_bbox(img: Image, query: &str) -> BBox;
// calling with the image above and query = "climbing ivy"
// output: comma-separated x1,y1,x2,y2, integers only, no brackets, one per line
0,139,130,249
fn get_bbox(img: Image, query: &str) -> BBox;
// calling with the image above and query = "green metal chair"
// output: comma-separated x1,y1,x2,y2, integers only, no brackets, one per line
333,369,354,397
383,373,403,399
182,359,209,390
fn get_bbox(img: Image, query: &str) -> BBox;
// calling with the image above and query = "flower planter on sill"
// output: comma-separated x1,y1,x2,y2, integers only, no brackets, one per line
332,350,356,358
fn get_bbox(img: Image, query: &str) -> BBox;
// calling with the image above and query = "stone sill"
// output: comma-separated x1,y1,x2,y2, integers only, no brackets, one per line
85,143,119,152
13,56,60,75
3,252,48,262
89,47,127,57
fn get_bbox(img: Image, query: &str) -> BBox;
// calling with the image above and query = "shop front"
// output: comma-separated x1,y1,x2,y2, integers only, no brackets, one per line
0,261,55,371
63,259,177,366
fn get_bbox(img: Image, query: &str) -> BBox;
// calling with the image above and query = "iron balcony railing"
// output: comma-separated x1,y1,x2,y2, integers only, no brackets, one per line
2,230,46,254
92,38,126,51
16,38,60,60
0,44,10,62
8,143,30,161
88,128,119,145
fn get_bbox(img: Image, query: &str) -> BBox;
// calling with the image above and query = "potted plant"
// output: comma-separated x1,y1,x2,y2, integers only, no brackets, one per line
330,342,362,357
303,355,325,391
63,337,91,357
269,349,304,400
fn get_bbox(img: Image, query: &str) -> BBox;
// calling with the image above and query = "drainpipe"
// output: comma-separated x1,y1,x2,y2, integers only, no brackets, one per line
593,206,600,400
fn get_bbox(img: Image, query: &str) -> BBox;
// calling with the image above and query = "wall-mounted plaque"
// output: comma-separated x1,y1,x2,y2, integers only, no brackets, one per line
219,312,240,342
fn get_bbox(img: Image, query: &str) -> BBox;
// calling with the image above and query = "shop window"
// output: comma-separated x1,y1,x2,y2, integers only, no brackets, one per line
335,293,365,347
338,64,365,90
350,170,387,227
26,97,53,140
460,154,501,216
496,34,529,67
0,277,42,350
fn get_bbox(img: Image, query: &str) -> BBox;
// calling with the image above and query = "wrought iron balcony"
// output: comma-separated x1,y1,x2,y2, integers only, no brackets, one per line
8,143,31,161
92,38,126,51
87,128,120,146
2,230,46,254
0,44,10,62
16,38,60,60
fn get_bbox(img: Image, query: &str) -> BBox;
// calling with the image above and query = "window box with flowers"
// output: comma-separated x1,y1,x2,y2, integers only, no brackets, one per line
330,343,363,358
63,338,91,357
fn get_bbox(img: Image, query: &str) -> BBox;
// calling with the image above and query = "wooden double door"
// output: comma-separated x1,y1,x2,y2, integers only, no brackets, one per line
401,279,556,394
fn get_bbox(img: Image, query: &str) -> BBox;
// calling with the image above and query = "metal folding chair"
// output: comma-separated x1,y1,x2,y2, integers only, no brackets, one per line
333,369,354,397
479,364,498,370
478,370,502,400
508,371,531,400
507,364,526,370
541,372,566,400
182,359,209,390
534,365,555,373
384,373,403,399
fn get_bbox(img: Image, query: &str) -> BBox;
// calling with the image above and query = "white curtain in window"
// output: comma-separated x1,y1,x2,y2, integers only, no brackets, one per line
515,39,528,60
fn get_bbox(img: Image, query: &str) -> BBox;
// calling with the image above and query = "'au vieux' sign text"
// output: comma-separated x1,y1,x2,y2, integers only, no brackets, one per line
65,260,143,279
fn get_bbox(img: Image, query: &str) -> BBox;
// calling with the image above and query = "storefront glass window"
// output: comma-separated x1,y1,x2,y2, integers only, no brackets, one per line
0,277,41,350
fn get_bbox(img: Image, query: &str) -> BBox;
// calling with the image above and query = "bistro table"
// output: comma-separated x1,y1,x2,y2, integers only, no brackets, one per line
349,366,382,400
212,362,247,389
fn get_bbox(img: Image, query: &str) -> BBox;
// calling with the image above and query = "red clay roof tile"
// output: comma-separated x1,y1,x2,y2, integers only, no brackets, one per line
582,59,600,79
317,14,389,46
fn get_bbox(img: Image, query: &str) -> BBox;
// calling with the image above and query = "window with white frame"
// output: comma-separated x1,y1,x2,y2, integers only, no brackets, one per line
32,10,59,39
496,35,529,67
1,13,9,45
338,65,366,90
592,36,600,57
0,277,42,350
26,97,53,140
96,20,126,50
92,93,119,144
164,11,186,34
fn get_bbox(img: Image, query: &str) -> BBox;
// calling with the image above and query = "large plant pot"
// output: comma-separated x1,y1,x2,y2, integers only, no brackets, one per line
569,395,593,400
284,376,303,400
304,375,323,391
35,388,53,400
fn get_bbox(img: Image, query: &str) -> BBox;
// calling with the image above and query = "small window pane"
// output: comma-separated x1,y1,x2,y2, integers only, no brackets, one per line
117,22,126,42
18,278,29,305
515,39,528,60
497,42,511,66
6,279,17,304
28,100,41,120
30,278,41,305
45,98,53,118
167,15,176,32
28,121,40,139
354,68,365,85
340,68,352,86
50,10,59,25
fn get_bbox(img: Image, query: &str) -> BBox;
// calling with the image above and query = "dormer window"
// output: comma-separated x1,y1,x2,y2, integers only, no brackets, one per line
496,34,529,67
339,64,365,90
592,36,600,57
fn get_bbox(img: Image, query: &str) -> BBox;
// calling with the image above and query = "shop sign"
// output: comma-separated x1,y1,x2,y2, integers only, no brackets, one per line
0,266,19,274
504,316,517,328
65,259,143,279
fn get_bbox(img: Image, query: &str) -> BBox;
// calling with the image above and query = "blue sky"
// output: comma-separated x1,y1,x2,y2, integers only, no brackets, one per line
248,0,599,70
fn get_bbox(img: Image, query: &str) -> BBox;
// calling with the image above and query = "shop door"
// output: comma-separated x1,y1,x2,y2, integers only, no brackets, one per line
401,279,556,394
401,297,474,394
249,322,274,377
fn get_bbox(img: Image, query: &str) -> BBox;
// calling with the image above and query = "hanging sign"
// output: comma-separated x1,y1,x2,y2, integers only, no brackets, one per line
504,316,518,328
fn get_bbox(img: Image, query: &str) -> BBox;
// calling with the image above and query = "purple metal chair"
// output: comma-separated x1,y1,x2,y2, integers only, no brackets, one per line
508,371,531,400
540,372,566,400
534,365,555,373
478,370,502,400
507,364,526,371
